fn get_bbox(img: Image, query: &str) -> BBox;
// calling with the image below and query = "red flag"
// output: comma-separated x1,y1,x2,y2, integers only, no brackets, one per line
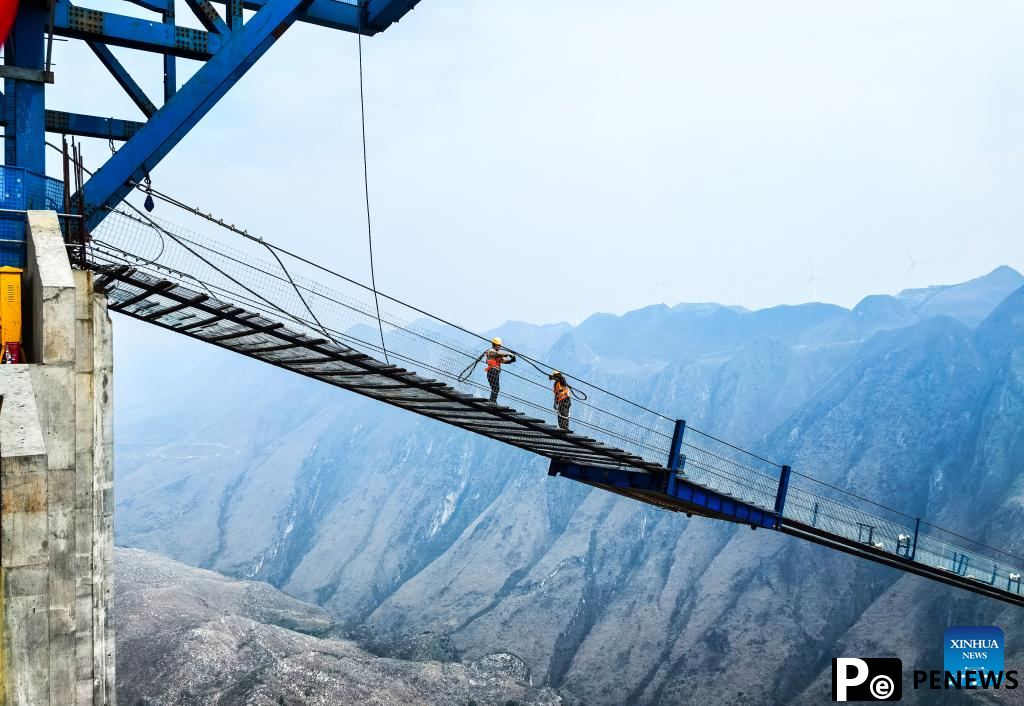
0,0,18,49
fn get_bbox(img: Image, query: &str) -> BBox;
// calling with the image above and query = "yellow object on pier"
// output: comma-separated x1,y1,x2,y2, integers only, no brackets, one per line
0,266,23,354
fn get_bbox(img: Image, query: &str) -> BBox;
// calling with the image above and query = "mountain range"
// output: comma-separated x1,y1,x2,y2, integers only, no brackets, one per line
113,266,1024,704
115,547,560,705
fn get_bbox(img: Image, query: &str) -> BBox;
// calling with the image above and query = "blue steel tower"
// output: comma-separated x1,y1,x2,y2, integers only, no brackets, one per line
1,0,421,257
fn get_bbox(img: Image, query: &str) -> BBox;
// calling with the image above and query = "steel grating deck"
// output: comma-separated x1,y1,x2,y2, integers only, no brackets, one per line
93,264,672,474
88,262,1024,609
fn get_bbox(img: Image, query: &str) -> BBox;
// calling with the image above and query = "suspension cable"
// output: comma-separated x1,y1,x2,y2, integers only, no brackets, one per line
357,1,389,365
90,231,670,458
50,142,1024,575
111,202,336,345
47,128,669,425
105,207,665,442
110,179,677,424
95,206,1024,565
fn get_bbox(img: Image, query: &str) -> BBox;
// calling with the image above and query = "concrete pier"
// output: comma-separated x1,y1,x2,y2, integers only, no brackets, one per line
1,212,115,705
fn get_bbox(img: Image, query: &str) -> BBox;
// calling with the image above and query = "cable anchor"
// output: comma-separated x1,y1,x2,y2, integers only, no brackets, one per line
142,168,155,212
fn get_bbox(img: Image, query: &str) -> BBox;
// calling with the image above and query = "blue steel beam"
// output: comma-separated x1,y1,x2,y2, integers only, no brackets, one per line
81,0,314,230
4,0,47,267
772,464,791,524
366,0,422,32
1,103,144,140
87,42,158,117
163,4,178,101
57,0,418,41
226,0,244,29
664,419,686,496
124,0,173,14
54,1,224,60
212,0,420,34
5,0,47,175
183,0,232,36
221,0,357,32
548,460,776,529
45,111,144,140
52,0,421,65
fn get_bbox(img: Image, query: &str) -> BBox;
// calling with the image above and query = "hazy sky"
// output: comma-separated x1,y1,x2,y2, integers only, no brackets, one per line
37,0,1024,329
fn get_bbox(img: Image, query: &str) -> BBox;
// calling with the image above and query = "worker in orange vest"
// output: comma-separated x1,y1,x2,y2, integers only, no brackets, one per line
550,370,572,430
484,337,516,402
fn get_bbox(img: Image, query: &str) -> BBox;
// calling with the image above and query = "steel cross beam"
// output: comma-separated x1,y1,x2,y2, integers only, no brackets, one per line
210,0,421,34
0,91,146,140
80,0,314,230
54,1,226,61
366,0,421,31
53,0,422,50
87,42,158,117
3,0,424,252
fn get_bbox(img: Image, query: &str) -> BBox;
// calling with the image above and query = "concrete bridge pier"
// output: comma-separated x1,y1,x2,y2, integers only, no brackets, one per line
0,211,115,705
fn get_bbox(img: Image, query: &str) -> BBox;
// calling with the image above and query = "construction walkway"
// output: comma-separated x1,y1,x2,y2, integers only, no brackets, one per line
81,206,1024,609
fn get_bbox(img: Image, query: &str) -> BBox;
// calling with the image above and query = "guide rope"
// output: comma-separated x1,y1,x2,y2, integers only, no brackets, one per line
357,0,389,364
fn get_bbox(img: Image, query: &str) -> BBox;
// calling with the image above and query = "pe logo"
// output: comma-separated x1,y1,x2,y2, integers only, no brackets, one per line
944,626,1004,687
832,658,902,701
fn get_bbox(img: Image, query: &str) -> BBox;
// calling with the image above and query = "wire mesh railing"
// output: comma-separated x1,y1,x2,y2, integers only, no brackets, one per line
84,202,1024,601
782,473,1024,595
680,429,783,510
90,207,677,465
670,434,1024,595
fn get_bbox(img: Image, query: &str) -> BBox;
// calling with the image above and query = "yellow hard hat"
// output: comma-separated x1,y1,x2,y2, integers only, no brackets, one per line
491,337,502,346
551,369,560,376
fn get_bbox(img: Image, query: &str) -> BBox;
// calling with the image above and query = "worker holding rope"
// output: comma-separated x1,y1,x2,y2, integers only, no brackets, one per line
458,340,586,418
550,370,572,430
483,337,516,402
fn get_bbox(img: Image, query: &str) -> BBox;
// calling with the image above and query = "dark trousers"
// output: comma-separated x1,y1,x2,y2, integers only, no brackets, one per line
487,368,500,402
556,398,571,430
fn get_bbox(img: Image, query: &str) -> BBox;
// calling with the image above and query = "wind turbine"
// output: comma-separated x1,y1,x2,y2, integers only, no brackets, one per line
905,250,930,288
803,262,828,302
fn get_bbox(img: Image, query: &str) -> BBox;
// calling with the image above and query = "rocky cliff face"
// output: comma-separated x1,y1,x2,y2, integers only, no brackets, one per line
114,547,561,705
113,267,1024,704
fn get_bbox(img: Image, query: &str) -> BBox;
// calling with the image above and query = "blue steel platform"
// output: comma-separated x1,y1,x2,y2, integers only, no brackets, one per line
548,460,776,529
550,458,1024,609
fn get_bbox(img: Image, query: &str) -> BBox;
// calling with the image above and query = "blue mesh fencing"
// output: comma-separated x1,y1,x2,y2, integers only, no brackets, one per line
0,165,68,268
25,171,66,211
1,167,26,210
0,215,25,267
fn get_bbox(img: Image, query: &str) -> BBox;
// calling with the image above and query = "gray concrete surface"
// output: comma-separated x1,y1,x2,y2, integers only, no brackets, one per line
1,211,115,705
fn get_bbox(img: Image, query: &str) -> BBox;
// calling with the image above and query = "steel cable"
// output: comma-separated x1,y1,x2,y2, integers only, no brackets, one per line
55,139,1022,573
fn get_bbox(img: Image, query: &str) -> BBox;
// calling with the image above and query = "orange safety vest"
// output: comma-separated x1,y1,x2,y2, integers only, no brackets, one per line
486,350,503,370
554,380,570,402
